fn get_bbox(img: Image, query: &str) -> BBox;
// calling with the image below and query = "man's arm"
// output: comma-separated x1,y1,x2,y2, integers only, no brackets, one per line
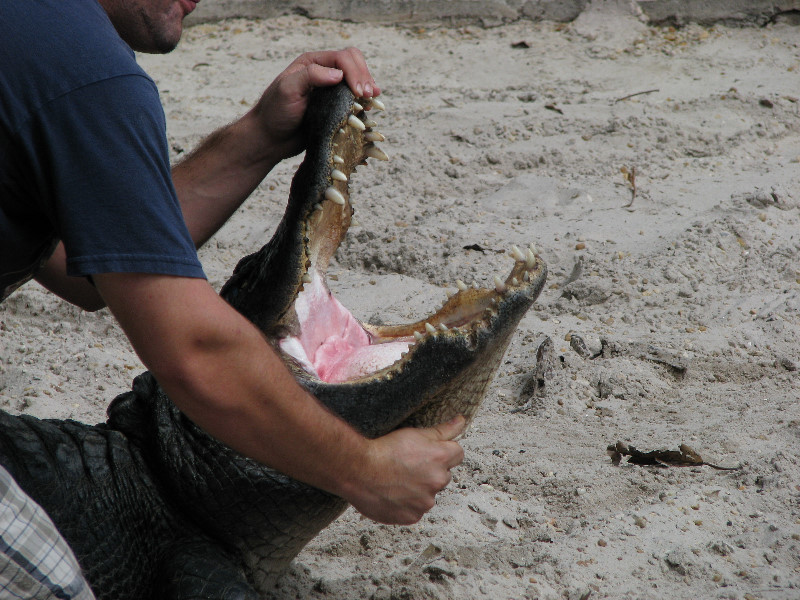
34,242,105,311
93,272,464,525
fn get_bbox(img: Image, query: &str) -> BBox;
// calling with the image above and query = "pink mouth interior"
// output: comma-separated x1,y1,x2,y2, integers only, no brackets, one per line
279,271,411,383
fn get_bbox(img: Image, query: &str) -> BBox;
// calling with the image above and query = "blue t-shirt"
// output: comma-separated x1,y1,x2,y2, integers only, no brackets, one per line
0,0,205,301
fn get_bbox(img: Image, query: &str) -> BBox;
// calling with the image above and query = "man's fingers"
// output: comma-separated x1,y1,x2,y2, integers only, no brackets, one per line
298,48,380,98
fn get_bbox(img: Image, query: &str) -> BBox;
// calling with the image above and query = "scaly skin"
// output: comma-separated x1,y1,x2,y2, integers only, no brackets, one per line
0,83,546,600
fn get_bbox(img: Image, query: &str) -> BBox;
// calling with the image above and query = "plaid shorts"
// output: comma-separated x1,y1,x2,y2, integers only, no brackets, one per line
0,466,95,600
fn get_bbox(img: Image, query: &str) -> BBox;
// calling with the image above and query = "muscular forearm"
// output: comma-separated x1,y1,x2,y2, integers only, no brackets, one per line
172,110,286,248
164,309,370,498
94,272,369,498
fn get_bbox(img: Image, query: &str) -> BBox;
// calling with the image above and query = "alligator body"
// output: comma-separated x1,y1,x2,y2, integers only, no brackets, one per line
0,84,546,599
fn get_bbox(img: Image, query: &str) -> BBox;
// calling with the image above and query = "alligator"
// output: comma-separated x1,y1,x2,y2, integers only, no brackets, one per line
0,83,547,600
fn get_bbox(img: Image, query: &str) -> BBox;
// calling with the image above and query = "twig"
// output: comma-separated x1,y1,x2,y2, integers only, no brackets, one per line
614,88,660,103
621,166,637,207
607,441,740,471
627,165,636,207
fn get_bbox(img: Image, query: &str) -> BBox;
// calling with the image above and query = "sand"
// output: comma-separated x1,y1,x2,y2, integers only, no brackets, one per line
1,6,799,599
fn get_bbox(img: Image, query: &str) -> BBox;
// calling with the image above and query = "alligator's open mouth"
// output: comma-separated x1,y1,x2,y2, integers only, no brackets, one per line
221,83,546,437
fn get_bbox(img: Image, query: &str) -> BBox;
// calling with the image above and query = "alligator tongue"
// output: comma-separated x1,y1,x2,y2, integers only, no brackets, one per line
278,270,410,383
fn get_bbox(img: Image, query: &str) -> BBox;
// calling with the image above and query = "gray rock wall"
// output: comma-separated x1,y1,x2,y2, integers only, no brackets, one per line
187,0,800,26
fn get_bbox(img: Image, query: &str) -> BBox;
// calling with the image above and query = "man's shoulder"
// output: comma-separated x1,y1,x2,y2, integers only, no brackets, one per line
1,0,149,126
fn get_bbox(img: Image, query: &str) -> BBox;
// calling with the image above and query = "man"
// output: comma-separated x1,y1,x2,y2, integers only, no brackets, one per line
0,0,465,596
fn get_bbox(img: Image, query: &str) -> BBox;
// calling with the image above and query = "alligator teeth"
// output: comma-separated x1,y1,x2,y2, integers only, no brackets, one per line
350,217,361,227
333,154,345,164
413,331,424,342
369,98,386,111
425,322,437,335
339,129,345,135
523,271,530,282
364,131,385,142
364,119,378,128
511,245,526,262
445,289,455,298
348,115,366,131
331,169,347,182
438,323,449,332
353,102,363,112
525,249,536,269
301,273,312,283
494,275,506,293
365,146,389,161
512,277,519,286
456,279,468,292
325,187,346,205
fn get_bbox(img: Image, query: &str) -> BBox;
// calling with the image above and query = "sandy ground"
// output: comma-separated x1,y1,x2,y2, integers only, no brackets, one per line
2,6,800,600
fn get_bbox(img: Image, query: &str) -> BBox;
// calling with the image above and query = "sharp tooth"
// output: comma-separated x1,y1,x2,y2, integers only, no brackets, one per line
333,154,345,164
350,217,361,227
511,245,526,262
348,115,366,131
524,272,531,282
413,331,424,341
314,203,323,211
364,119,378,128
512,277,519,286
526,249,536,268
425,322,437,334
325,187,346,205
331,169,347,182
456,279,468,291
438,323,449,332
494,275,506,293
529,243,538,255
301,273,312,283
446,289,455,298
364,131,385,142
400,351,408,358
365,146,389,161
370,98,386,111
353,102,363,112
339,129,345,135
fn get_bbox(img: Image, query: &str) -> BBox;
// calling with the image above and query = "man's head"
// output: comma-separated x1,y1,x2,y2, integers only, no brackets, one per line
98,0,198,54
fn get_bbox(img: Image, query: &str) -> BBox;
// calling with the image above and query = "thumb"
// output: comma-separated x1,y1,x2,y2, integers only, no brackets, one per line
428,415,467,441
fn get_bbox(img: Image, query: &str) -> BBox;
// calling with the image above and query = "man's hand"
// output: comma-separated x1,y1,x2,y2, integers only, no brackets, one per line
347,417,466,525
249,47,381,163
